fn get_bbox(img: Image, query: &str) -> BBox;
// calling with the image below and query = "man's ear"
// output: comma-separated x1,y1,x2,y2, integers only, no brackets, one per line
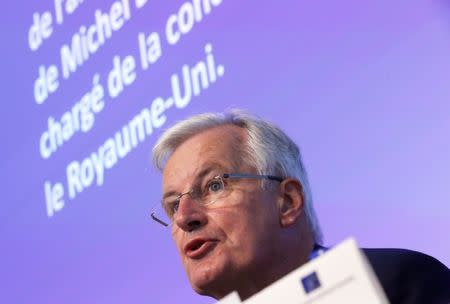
277,178,304,227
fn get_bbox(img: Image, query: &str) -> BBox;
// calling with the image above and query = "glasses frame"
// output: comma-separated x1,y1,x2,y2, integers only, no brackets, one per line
150,173,283,227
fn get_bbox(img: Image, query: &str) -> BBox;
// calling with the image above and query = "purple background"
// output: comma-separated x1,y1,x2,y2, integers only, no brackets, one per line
1,0,449,303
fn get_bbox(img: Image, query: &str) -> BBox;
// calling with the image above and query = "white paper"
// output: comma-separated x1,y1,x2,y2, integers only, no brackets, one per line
216,291,242,304
244,238,389,304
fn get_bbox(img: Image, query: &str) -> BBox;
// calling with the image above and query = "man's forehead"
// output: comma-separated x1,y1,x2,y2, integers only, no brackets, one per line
166,162,228,182
165,125,246,166
162,125,247,184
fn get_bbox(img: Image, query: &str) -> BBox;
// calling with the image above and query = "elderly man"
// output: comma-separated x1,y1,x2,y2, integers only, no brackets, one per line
151,110,450,303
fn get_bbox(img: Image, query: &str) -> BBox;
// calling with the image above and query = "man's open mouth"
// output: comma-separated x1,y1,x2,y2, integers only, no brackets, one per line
184,239,218,259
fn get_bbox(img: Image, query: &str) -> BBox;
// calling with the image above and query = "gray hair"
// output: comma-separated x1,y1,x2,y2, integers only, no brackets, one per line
152,109,323,244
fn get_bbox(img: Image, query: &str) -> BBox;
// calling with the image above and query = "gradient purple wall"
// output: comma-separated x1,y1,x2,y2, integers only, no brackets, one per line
1,1,449,303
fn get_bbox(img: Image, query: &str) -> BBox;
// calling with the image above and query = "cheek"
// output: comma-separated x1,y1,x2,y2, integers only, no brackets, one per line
172,230,187,261
230,195,279,247
215,202,273,258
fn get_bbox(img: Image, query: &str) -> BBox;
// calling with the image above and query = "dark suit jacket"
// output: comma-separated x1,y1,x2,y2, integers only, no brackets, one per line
313,244,449,303
363,248,450,304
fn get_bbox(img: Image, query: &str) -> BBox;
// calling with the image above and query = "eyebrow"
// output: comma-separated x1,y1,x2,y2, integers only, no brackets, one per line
162,164,228,200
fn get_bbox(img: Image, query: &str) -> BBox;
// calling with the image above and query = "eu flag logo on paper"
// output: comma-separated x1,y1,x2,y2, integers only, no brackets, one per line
301,271,321,294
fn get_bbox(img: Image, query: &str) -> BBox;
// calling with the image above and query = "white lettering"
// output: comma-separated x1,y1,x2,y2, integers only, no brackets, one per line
33,65,59,104
60,0,131,79
44,181,65,217
54,0,85,24
28,11,53,51
165,0,222,45
39,74,105,159
107,55,136,98
138,32,162,70
67,161,82,199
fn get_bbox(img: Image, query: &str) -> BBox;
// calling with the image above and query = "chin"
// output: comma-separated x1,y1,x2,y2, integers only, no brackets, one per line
187,260,232,299
191,278,233,300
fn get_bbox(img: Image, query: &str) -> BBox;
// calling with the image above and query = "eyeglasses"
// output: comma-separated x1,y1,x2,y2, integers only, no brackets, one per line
150,173,283,227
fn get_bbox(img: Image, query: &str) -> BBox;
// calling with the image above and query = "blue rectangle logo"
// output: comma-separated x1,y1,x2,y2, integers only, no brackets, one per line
301,271,321,294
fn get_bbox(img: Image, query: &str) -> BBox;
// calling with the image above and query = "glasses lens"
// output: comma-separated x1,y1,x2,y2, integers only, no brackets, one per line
150,176,230,227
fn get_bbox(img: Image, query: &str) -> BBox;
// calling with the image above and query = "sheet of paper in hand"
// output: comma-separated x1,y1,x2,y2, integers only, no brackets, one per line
245,238,389,304
216,291,242,304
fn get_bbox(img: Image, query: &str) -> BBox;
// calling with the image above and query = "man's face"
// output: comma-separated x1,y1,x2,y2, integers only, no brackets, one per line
162,125,282,298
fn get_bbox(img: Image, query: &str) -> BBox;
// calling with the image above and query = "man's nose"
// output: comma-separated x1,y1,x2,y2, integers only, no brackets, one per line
174,194,207,232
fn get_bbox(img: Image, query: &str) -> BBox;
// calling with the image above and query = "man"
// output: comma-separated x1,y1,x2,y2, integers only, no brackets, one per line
151,110,450,303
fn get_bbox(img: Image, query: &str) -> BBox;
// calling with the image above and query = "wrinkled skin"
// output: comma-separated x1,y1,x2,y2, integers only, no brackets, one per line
162,125,313,300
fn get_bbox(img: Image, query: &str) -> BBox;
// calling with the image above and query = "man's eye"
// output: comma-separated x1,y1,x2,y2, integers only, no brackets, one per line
164,200,179,218
208,179,224,193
